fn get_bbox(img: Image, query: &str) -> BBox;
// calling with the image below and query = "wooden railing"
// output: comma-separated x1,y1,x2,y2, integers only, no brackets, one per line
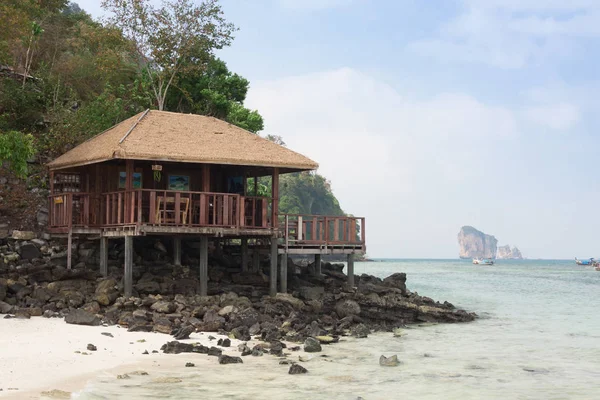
280,214,366,250
49,193,94,228
49,189,274,230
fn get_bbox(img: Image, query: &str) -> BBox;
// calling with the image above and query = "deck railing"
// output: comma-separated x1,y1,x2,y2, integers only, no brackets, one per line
49,189,273,230
280,214,366,250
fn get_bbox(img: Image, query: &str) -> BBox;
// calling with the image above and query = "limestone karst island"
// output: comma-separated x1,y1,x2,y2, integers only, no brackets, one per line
457,226,523,260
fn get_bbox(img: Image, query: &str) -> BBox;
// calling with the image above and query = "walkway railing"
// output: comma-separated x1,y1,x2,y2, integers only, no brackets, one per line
280,214,366,250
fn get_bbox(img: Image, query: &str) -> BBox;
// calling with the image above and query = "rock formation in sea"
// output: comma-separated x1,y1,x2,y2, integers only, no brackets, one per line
496,245,523,260
457,226,498,259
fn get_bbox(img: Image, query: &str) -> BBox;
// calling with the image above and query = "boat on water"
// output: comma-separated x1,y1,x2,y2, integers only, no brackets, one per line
473,258,494,265
575,257,595,266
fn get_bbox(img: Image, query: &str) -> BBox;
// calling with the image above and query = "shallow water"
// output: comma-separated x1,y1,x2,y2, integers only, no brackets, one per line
75,259,600,399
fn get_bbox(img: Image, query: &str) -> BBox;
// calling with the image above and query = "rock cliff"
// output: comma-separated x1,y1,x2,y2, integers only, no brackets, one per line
496,245,523,259
457,226,498,259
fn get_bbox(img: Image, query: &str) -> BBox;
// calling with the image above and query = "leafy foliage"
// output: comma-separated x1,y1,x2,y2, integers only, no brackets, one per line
0,130,35,178
101,0,236,110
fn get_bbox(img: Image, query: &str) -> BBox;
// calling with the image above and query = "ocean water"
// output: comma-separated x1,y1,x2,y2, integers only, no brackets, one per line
76,259,600,400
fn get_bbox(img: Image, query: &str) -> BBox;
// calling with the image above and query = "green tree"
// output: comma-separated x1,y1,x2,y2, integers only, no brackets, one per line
167,57,263,132
0,130,36,178
101,0,236,111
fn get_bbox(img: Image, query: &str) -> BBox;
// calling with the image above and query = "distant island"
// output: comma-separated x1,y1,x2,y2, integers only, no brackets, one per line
457,226,523,260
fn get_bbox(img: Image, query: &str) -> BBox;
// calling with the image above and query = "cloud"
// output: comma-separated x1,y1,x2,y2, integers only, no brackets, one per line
245,68,519,256
409,0,600,68
524,103,581,130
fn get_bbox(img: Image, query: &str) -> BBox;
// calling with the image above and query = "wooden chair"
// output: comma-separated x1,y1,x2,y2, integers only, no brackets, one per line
155,196,190,224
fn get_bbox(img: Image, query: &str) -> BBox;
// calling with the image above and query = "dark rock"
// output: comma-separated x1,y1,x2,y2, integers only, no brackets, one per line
382,273,407,293
270,341,284,356
87,344,97,351
128,324,154,332
101,332,114,338
65,309,100,326
142,350,149,354
15,309,31,319
208,346,222,356
351,323,370,338
27,269,53,284
229,326,251,341
218,338,231,347
218,355,243,364
185,362,195,367
151,300,176,314
172,325,195,340
335,299,361,318
161,341,194,354
303,337,322,353
289,364,308,374
298,286,325,301
19,243,41,260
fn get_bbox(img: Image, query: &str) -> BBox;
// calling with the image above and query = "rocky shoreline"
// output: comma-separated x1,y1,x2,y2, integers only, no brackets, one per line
1,232,476,363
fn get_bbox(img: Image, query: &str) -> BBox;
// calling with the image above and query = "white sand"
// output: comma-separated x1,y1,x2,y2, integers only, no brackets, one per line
0,317,244,399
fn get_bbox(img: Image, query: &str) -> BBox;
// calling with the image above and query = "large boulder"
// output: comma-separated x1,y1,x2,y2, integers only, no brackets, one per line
298,286,325,301
275,293,305,310
11,230,36,240
19,243,42,260
151,300,176,314
303,337,322,353
335,299,361,318
383,273,407,293
65,309,100,326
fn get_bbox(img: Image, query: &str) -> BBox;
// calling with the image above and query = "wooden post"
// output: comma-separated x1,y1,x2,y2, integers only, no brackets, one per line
199,236,208,296
347,253,355,287
67,230,73,270
173,237,182,266
279,253,287,293
252,245,260,273
314,254,322,276
100,237,108,277
271,168,279,230
125,160,134,223
241,238,248,272
202,164,210,192
270,237,278,296
124,235,133,297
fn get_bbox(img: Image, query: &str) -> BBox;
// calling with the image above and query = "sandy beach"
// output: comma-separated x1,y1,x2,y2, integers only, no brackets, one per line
0,317,247,399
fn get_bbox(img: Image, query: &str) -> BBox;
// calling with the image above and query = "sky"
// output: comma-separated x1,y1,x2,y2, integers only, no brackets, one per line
77,0,600,259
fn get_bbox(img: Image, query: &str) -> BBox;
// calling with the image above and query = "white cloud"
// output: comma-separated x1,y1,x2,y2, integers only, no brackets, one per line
409,0,600,68
246,68,519,256
524,103,581,130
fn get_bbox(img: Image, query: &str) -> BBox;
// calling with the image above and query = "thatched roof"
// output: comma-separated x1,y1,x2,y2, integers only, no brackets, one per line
47,110,319,171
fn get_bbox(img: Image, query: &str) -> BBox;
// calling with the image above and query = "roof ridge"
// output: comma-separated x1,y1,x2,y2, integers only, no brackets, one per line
119,108,150,144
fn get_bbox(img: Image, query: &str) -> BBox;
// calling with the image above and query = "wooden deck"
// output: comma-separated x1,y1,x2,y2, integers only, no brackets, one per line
48,189,366,254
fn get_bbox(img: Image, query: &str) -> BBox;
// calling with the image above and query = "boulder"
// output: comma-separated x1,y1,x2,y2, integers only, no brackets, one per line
275,293,305,310
19,243,41,260
303,337,322,353
218,355,243,364
65,309,100,326
383,273,407,293
351,324,370,338
379,355,400,367
298,286,325,301
289,364,308,374
151,301,176,314
335,299,361,318
11,230,36,240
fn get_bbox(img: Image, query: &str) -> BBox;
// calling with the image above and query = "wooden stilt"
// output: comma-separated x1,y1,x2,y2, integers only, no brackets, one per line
124,236,133,297
199,236,208,296
173,237,182,266
314,254,322,276
252,246,260,273
241,238,248,272
67,230,73,270
279,253,287,293
100,237,108,277
270,238,278,296
347,253,355,287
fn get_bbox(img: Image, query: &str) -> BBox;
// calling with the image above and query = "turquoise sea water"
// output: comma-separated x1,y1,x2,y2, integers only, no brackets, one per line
77,259,600,400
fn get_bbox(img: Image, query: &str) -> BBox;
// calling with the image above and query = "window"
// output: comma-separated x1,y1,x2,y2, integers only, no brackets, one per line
53,173,80,193
118,171,143,189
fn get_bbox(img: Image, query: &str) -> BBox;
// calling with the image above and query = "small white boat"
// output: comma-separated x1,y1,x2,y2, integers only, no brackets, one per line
473,258,494,265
